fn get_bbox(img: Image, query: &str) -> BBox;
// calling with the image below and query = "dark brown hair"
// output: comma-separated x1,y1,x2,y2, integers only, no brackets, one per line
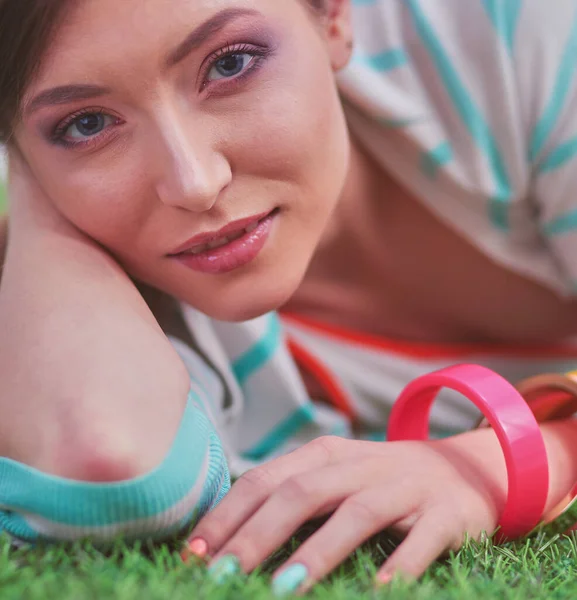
0,1,70,143
0,0,325,144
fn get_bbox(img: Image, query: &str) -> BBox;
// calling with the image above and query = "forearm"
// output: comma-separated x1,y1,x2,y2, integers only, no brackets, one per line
0,215,190,479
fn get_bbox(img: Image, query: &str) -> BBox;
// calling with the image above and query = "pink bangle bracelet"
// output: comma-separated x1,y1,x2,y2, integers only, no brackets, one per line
387,364,549,541
506,371,577,534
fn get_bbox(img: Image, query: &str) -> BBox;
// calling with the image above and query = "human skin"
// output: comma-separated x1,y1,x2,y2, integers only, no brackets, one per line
0,0,354,525
15,0,351,323
1,0,353,478
3,0,577,586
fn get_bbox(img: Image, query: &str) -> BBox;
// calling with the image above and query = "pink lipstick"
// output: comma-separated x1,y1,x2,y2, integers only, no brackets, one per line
170,209,277,275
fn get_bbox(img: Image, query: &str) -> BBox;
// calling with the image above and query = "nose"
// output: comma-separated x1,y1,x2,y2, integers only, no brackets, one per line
153,114,232,213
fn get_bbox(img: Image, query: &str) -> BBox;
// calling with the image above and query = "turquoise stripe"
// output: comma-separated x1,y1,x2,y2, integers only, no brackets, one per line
0,513,39,543
232,313,282,385
529,10,577,162
420,141,453,178
0,504,203,545
431,429,463,440
356,48,408,72
363,432,387,442
538,135,577,173
482,0,522,53
543,209,577,237
0,391,228,529
406,0,512,229
330,423,351,438
242,404,317,461
363,427,460,442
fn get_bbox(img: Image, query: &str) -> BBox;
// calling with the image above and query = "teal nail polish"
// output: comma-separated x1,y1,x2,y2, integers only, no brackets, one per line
272,564,309,596
208,555,240,584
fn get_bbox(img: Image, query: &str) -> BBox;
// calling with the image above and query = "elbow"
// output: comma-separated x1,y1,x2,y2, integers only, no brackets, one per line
58,447,143,483
33,406,170,483
46,431,148,483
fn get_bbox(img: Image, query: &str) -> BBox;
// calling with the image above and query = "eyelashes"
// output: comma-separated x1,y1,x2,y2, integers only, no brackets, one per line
49,41,274,149
201,42,272,88
50,107,122,149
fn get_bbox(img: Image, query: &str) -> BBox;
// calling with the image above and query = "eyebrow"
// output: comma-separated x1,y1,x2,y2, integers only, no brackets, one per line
24,7,258,118
165,7,259,68
24,84,111,117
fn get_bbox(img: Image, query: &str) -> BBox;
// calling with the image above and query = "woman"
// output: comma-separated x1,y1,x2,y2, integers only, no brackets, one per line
1,0,577,593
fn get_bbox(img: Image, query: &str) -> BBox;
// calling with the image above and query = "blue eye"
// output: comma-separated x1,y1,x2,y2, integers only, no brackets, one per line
66,112,115,139
208,53,254,81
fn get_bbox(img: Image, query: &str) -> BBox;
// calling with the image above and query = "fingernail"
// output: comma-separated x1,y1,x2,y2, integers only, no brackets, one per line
188,538,209,558
207,555,241,584
376,572,393,586
272,564,309,596
181,538,208,562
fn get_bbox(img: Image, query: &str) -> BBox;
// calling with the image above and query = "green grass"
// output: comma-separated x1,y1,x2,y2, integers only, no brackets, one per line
0,187,573,598
0,176,570,597
3,529,577,599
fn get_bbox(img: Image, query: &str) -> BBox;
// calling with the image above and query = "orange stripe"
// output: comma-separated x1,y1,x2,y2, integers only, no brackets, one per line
286,336,356,420
281,313,577,360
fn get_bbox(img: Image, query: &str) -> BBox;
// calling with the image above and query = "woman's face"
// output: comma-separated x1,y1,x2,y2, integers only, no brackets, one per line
15,0,352,321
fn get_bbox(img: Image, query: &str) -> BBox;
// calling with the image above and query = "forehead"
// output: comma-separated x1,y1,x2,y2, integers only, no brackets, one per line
30,0,292,91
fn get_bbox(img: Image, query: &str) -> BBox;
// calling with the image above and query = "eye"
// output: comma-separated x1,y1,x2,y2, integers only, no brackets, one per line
50,108,122,149
65,112,116,139
207,52,255,81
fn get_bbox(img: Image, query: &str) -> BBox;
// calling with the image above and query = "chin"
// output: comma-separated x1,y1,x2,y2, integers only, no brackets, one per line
188,266,305,323
204,282,297,323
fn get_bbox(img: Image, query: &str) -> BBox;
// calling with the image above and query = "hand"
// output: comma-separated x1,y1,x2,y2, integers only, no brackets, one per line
188,432,506,592
7,148,82,242
0,213,6,272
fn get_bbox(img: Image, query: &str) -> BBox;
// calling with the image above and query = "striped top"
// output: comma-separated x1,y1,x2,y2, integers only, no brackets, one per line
6,0,577,545
171,305,577,479
338,0,577,296
176,0,577,474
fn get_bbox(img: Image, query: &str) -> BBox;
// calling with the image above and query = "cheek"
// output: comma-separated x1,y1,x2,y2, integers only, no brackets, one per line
39,160,153,250
224,47,348,201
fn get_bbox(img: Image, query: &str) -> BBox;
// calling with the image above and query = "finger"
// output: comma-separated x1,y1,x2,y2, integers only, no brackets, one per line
6,149,64,229
377,509,460,583
271,483,419,594
7,148,35,189
189,436,349,555
210,458,383,573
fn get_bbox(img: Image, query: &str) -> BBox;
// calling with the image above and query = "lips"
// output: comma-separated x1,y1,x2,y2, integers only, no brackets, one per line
182,220,260,255
169,209,278,275
170,210,273,256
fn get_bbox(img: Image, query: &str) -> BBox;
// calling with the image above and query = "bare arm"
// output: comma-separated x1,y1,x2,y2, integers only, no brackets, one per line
0,212,7,273
0,156,190,481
